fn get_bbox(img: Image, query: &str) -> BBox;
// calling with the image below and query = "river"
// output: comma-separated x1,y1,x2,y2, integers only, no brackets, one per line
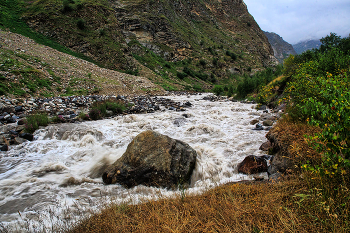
0,94,269,232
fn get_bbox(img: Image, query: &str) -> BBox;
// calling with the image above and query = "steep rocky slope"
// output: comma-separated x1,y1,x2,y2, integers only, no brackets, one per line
18,0,276,91
264,31,296,63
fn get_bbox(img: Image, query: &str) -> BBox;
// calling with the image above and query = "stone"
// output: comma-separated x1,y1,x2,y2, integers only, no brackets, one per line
102,130,197,188
268,153,293,175
15,106,23,112
237,155,268,174
263,120,274,126
252,123,264,130
0,144,8,151
259,141,272,151
250,119,259,125
258,105,267,111
19,133,34,141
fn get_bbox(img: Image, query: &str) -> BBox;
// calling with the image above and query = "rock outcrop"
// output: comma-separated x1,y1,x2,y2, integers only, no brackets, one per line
264,31,297,63
102,130,197,189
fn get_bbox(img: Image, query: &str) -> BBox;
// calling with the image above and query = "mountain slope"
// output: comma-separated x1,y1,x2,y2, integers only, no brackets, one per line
264,31,296,63
0,29,164,97
293,39,322,54
11,0,276,91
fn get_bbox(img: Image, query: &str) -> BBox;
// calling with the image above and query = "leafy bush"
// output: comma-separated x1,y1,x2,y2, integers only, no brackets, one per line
89,99,126,120
89,108,102,120
77,19,85,30
283,38,350,201
212,85,223,96
24,113,49,133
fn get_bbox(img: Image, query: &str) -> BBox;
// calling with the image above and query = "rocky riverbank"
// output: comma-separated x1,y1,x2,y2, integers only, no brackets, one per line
0,92,200,150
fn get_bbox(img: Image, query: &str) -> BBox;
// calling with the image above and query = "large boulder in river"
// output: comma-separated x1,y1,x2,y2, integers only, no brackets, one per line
102,130,197,189
237,155,268,174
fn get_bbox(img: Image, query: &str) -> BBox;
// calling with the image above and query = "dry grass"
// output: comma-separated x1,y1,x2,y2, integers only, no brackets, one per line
69,179,311,233
267,117,322,165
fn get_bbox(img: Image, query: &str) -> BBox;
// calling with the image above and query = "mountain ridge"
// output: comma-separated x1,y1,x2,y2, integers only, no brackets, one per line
264,31,296,63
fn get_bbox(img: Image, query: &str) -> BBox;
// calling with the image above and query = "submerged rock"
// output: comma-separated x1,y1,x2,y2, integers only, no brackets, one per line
237,155,268,174
102,130,197,189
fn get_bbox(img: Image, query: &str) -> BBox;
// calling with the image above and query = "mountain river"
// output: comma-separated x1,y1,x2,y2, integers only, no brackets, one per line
0,94,270,232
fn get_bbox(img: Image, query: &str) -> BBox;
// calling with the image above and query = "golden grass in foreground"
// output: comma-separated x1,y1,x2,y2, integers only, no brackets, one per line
69,179,309,233
69,119,349,233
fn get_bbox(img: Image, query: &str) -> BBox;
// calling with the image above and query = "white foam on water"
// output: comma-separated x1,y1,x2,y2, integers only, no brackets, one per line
0,94,269,232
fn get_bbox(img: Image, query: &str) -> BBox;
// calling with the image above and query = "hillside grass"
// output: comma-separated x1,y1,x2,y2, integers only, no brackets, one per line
0,0,101,66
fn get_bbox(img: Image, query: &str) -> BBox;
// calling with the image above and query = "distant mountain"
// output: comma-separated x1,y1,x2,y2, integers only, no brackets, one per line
293,39,322,54
264,31,297,63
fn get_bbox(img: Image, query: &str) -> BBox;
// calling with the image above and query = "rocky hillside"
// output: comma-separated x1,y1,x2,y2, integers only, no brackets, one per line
264,31,296,63
0,29,165,97
293,39,322,54
1,0,276,93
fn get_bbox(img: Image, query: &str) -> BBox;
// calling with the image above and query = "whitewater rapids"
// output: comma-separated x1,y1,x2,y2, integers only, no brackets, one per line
0,94,269,232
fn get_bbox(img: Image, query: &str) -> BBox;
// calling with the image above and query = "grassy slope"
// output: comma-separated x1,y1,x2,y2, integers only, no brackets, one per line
0,0,100,65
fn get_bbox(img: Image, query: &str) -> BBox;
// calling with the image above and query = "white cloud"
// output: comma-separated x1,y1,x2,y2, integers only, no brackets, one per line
244,0,350,44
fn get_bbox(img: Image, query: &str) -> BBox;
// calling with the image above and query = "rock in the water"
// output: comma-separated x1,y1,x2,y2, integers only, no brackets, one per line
263,120,274,126
102,130,197,188
252,123,264,130
237,155,268,174
19,133,34,141
0,144,8,151
250,119,259,125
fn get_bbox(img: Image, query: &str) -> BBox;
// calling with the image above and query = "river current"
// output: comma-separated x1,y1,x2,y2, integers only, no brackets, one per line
0,94,269,232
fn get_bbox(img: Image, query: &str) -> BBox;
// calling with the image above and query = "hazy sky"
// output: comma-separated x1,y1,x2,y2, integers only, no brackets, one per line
244,0,350,44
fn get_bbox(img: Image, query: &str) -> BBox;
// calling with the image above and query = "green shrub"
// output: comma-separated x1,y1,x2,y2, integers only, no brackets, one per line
77,19,85,30
24,113,49,133
212,85,223,96
89,108,102,120
177,72,188,80
89,99,126,120
283,44,350,191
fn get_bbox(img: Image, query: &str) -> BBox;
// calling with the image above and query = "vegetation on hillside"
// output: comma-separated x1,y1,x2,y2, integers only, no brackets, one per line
1,0,275,93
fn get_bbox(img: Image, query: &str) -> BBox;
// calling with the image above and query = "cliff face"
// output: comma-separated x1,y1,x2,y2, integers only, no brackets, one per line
264,31,297,64
22,0,275,90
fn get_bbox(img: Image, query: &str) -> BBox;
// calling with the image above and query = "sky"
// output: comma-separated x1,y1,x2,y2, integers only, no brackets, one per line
244,0,350,44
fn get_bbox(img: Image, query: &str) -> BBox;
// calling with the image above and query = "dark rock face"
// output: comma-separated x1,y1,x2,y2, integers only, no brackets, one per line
102,130,197,189
237,155,268,174
265,127,293,178
264,31,297,63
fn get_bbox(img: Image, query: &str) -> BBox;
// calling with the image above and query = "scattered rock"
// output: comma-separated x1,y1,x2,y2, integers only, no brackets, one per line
259,141,272,151
258,105,267,111
250,119,259,125
19,133,34,141
263,120,274,126
252,123,264,130
102,130,197,188
0,144,8,151
237,155,268,174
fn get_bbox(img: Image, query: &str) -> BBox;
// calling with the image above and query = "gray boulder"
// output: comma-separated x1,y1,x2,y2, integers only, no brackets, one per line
102,130,197,189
